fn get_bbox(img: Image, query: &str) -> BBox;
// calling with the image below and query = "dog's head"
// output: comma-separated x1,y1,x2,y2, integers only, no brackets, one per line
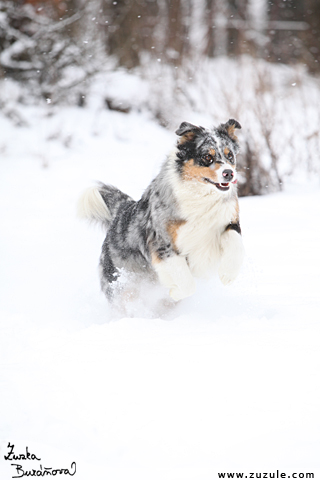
175,119,241,193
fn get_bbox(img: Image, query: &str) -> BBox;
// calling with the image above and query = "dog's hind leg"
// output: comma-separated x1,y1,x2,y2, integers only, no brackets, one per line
99,242,120,299
152,254,196,301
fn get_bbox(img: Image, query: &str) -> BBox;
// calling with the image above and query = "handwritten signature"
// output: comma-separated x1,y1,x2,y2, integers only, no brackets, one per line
4,443,76,478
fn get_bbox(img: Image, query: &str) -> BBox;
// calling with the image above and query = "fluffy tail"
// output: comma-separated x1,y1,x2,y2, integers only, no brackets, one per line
77,182,133,228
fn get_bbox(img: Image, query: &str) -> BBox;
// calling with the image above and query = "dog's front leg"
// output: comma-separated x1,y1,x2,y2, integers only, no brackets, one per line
218,228,245,286
152,254,196,301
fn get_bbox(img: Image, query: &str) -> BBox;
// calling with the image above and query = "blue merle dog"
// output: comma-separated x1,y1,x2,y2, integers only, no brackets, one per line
79,119,245,303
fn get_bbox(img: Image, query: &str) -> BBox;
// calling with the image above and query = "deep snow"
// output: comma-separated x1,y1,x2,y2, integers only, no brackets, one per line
0,104,320,480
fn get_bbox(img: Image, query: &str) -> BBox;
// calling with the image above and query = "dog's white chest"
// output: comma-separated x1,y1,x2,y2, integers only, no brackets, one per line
175,189,238,278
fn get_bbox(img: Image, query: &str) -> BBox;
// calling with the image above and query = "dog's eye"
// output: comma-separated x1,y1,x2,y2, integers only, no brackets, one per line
201,154,214,166
226,151,234,162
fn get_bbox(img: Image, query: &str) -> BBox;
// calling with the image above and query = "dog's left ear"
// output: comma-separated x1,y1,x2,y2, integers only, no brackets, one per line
219,119,241,141
175,122,205,143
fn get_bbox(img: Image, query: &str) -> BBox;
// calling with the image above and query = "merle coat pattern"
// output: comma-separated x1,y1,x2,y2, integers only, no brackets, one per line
79,119,245,302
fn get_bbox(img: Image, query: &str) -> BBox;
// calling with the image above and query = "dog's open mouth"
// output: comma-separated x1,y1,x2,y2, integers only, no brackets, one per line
204,178,230,191
215,182,230,191
204,178,238,191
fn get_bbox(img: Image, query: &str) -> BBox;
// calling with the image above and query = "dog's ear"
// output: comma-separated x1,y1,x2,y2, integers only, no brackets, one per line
175,122,204,142
219,119,241,141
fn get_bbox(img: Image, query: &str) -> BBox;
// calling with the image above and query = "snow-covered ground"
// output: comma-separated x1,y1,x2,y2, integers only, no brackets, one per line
0,103,320,480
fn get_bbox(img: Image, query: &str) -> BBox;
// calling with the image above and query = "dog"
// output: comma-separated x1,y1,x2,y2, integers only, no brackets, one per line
78,119,245,304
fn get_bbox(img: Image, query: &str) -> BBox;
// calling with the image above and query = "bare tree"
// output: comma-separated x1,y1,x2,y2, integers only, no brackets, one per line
0,0,103,102
102,0,160,69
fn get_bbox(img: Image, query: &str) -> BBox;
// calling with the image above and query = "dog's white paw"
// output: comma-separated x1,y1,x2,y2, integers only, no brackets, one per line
219,230,245,286
153,254,196,301
169,278,196,301
218,262,241,286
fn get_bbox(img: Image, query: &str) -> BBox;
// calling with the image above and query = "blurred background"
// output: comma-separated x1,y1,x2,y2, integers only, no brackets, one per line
0,0,320,195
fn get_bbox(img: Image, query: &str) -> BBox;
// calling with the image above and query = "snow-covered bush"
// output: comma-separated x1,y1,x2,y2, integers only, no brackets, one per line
132,55,320,195
0,1,103,104
1,1,319,196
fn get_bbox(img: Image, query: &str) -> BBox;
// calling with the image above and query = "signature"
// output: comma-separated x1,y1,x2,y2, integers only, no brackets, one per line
4,443,76,478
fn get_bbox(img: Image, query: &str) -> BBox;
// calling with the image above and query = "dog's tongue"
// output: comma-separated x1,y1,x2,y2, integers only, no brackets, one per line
232,179,238,184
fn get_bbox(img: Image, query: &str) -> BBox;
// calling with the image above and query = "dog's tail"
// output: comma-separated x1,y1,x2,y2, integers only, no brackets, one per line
77,182,133,228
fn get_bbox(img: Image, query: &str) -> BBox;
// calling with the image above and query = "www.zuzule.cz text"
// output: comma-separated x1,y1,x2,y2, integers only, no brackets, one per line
4,442,76,478
218,472,314,479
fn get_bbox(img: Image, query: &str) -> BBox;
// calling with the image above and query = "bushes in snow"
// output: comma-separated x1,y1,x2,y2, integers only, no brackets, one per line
133,56,320,195
0,1,103,103
0,1,319,195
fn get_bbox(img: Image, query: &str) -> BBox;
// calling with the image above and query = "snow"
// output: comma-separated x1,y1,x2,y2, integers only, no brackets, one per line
1,96,320,479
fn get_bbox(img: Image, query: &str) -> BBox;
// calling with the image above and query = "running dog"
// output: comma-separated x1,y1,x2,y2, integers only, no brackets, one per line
79,119,245,302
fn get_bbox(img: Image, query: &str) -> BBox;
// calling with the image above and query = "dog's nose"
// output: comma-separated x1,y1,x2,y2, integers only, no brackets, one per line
222,169,234,182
